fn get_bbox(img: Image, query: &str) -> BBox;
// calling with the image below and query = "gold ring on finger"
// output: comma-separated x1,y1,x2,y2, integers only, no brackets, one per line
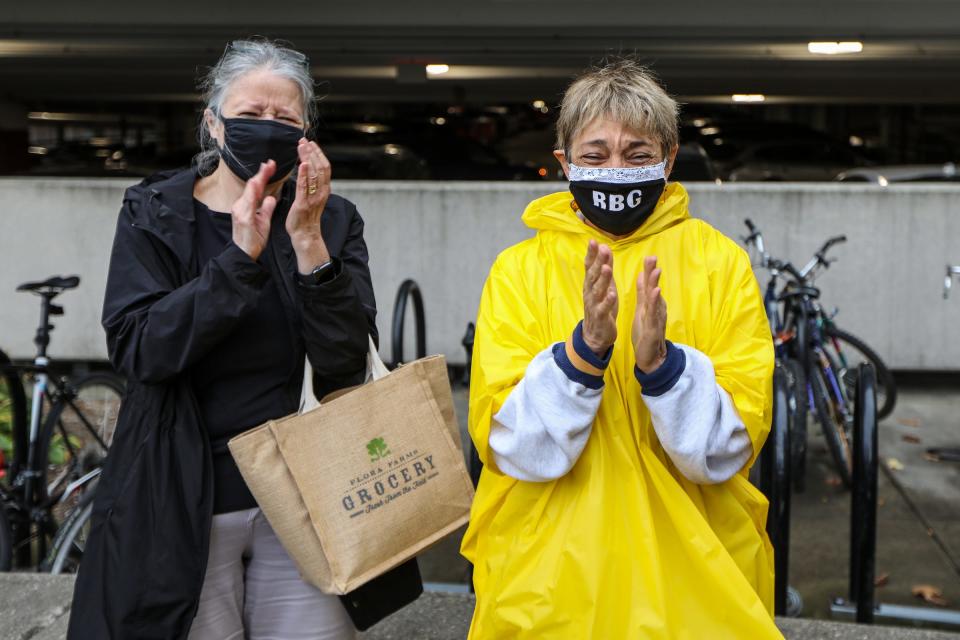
308,184,318,195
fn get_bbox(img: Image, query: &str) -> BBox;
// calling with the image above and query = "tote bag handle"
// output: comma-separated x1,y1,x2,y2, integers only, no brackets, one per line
299,336,390,413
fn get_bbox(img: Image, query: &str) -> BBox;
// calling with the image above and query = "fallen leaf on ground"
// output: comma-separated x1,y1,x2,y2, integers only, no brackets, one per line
912,584,949,607
899,418,922,428
924,452,942,463
902,434,922,444
886,457,905,471
825,475,843,487
875,572,890,587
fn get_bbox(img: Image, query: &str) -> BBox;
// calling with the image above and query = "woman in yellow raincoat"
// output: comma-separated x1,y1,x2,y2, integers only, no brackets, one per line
461,58,780,639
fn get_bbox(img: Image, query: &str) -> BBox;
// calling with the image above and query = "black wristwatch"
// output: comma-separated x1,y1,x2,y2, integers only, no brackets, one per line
297,259,337,286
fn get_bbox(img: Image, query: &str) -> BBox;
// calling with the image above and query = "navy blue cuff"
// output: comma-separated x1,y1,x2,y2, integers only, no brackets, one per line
572,321,613,369
635,342,686,397
552,343,605,390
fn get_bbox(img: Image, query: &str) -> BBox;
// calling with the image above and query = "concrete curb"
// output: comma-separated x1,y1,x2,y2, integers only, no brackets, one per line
3,574,958,639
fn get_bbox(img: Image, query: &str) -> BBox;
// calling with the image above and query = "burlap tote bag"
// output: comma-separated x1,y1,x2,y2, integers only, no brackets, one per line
229,337,474,594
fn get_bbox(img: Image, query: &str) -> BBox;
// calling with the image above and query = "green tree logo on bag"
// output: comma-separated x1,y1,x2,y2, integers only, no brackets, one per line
366,437,391,462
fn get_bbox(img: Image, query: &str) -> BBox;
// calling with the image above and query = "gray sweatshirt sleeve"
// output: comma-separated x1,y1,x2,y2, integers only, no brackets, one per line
636,342,753,484
489,322,610,482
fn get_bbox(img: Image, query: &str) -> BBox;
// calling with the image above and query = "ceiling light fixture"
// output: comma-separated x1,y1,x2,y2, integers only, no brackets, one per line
731,94,765,103
425,64,450,75
808,41,863,55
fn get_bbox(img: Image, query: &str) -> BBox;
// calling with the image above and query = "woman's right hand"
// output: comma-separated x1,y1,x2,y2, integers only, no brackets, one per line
231,160,278,260
582,240,619,356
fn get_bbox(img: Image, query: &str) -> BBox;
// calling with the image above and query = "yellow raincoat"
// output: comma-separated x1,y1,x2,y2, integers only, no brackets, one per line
461,182,779,639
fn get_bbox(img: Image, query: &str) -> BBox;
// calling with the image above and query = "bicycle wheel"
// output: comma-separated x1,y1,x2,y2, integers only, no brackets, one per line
824,328,897,420
43,372,123,521
0,501,11,571
42,486,94,574
782,358,808,492
808,350,852,487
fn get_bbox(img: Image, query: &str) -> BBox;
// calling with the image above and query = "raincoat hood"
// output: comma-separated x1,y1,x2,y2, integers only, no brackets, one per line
522,181,691,244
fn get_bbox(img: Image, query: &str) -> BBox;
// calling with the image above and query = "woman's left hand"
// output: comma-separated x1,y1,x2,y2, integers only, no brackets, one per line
632,256,669,373
287,138,332,272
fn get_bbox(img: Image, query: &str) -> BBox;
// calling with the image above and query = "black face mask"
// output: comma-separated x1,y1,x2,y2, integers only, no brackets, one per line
568,162,667,236
218,117,303,183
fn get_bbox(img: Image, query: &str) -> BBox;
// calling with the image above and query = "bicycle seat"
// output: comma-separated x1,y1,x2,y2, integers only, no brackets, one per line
16,275,80,294
779,285,820,300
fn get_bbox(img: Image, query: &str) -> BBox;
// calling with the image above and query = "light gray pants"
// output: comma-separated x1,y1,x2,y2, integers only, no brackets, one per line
188,508,356,640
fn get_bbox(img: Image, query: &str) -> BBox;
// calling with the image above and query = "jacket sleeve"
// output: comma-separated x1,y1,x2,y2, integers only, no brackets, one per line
489,322,609,482
297,200,377,392
636,342,753,484
702,239,776,471
468,251,549,472
102,198,270,384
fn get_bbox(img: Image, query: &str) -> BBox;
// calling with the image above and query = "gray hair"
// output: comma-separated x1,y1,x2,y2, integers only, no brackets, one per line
556,57,679,159
195,38,318,173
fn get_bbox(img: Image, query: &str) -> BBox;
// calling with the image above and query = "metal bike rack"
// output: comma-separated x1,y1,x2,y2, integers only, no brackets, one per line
935,266,960,462
390,279,426,367
759,364,792,616
460,322,475,388
850,362,879,623
830,363,960,628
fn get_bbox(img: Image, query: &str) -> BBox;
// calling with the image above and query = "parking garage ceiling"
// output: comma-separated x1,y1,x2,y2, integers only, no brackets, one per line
3,1,960,105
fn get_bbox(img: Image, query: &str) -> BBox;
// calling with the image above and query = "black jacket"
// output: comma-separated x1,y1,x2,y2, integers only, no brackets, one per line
67,168,421,639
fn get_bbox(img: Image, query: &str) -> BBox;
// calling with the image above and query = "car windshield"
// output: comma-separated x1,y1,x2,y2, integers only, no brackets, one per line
752,142,858,165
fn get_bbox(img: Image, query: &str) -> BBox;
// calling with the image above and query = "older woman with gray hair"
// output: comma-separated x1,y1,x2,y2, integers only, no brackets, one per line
67,39,420,640
462,58,778,638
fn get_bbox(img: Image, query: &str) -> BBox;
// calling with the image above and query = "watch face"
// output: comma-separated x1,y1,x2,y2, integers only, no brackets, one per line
304,260,335,284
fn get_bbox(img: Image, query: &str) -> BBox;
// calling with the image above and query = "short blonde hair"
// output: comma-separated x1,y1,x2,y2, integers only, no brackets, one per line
556,58,679,158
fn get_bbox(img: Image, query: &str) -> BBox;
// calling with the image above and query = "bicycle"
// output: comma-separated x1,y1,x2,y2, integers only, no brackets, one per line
742,221,896,488
0,275,124,572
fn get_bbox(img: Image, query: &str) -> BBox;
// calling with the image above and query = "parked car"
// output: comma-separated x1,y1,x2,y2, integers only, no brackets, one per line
681,120,871,181
835,162,960,185
391,125,545,180
671,142,717,182
496,127,564,180
726,139,870,182
317,120,544,180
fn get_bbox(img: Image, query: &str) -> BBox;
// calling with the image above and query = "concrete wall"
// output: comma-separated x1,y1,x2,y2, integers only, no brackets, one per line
2,177,959,370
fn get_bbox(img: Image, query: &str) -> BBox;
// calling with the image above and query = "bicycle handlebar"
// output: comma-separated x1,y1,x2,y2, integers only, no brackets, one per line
944,264,960,299
819,235,847,257
742,219,766,256
742,218,845,284
799,234,848,278
767,258,805,283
